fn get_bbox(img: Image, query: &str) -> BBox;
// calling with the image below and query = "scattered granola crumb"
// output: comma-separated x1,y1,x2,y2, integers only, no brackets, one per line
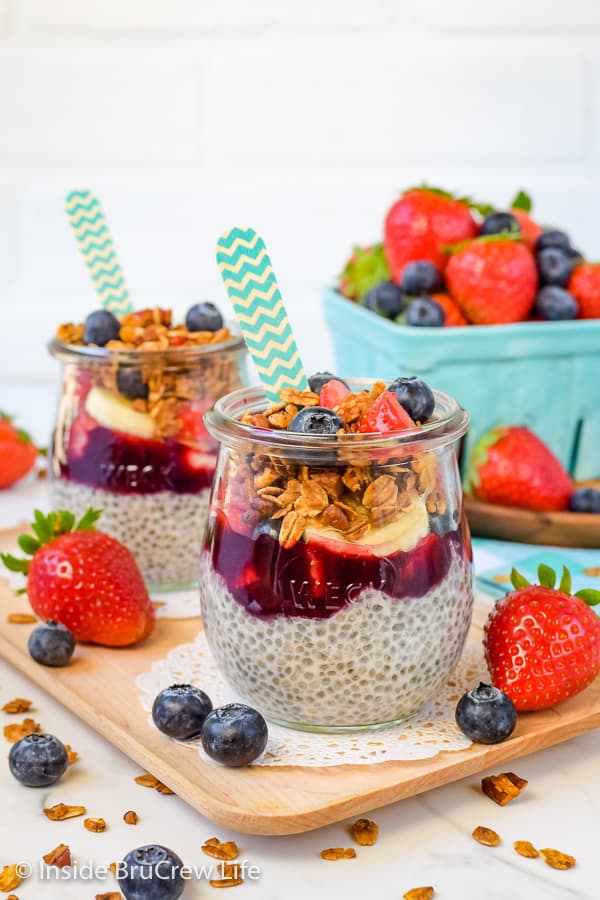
134,773,175,794
403,889,434,900
209,862,244,888
349,818,379,846
0,865,20,892
84,817,107,833
42,843,72,867
108,862,118,877
540,848,576,870
201,838,239,861
472,826,501,847
492,574,511,583
1,698,32,714
64,744,79,765
95,894,122,899
584,566,600,577
7,613,37,624
514,840,539,859
3,718,41,743
481,772,528,806
320,848,357,860
43,803,87,821
123,810,138,825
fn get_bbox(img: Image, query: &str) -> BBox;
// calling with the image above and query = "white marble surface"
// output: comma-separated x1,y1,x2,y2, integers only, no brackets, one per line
0,463,599,897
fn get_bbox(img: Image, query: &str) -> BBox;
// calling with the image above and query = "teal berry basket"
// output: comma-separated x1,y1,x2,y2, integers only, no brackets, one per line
323,287,600,481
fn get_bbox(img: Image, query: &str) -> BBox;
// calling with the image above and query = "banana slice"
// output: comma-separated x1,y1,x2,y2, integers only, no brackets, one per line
85,386,155,440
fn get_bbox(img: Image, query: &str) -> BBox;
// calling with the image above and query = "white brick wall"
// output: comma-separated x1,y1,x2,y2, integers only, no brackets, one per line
1,0,600,404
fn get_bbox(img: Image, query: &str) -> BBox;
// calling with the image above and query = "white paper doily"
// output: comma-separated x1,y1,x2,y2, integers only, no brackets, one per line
136,627,489,767
1,542,200,620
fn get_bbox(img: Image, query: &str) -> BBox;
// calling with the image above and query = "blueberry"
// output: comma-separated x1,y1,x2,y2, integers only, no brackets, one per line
399,262,443,296
9,733,69,787
388,376,435,422
405,297,445,327
533,286,579,321
288,406,343,435
252,518,282,541
185,302,223,332
28,621,75,667
308,372,349,394
455,682,517,744
480,212,520,237
535,229,571,254
363,281,406,318
537,247,576,287
117,367,149,401
83,310,121,346
201,703,268,767
119,845,185,900
568,487,600,513
429,508,459,536
152,684,213,741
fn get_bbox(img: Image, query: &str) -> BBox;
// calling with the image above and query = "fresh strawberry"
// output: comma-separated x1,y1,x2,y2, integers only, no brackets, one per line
445,237,537,324
358,391,415,434
384,186,478,280
569,262,600,319
484,564,600,711
320,379,350,408
431,293,468,327
0,413,38,489
338,243,391,302
1,509,155,647
467,426,572,511
509,190,542,251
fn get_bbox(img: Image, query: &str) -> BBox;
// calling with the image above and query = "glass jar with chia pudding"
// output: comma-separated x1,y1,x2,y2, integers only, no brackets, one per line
200,376,473,732
49,305,247,590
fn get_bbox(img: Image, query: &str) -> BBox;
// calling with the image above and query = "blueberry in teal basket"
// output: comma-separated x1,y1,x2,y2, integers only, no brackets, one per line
308,372,349,393
399,262,443,295
152,684,213,741
405,296,445,327
185,302,223,333
537,247,574,287
28,620,75,667
119,845,185,900
479,211,520,237
535,228,571,254
388,376,435,422
363,281,406,318
455,682,517,744
83,309,121,346
568,487,600,513
9,733,69,786
533,286,579,321
288,407,343,435
201,703,268,767
117,367,149,401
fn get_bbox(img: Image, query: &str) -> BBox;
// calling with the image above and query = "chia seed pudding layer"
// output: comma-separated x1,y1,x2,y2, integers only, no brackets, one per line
199,548,473,729
51,478,210,589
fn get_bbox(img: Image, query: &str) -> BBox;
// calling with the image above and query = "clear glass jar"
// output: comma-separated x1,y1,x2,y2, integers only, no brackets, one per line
200,380,473,732
49,335,247,590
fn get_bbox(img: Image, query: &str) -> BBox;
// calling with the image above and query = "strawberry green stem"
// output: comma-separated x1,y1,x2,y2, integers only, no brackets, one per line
1,508,102,577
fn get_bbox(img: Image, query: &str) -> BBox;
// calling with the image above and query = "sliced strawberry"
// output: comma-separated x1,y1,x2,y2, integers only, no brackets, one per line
320,379,350,409
358,391,415,434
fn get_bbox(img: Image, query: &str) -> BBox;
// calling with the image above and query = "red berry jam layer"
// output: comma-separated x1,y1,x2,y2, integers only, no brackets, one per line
206,511,470,620
55,416,215,495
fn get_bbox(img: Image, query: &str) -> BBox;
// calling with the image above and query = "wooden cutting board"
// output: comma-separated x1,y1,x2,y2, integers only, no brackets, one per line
1,524,599,835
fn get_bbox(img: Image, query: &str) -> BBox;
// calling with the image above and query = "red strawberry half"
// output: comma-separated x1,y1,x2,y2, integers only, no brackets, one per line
484,564,600,711
467,426,572,512
1,509,155,646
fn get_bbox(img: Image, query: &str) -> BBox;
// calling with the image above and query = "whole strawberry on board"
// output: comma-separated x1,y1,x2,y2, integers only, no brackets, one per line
0,412,38,489
446,235,538,325
568,262,600,319
484,564,600,711
384,185,479,281
1,509,155,647
467,426,572,512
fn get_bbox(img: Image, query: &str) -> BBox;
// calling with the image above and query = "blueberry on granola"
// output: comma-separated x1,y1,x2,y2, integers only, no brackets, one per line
9,733,69,787
201,703,268,767
117,367,149,401
388,376,435,422
152,684,213,741
83,310,121,346
28,620,75,667
119,845,185,900
185,302,223,333
288,407,343,435
308,372,349,394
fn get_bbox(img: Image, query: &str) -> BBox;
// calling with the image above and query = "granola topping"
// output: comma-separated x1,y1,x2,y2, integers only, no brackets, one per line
514,840,539,859
540,848,576,870
42,843,72,867
481,772,528,806
134,773,174,794
1,698,32,714
44,803,86,821
123,810,138,825
201,838,239,861
84,817,107,833
472,826,500,847
349,818,379,846
4,718,41,743
0,866,20,893
320,848,357,861
7,613,37,624
403,889,434,900
209,862,244,888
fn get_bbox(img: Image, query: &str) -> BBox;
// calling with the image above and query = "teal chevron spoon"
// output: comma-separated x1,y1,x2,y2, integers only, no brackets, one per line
65,190,133,314
216,227,309,403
